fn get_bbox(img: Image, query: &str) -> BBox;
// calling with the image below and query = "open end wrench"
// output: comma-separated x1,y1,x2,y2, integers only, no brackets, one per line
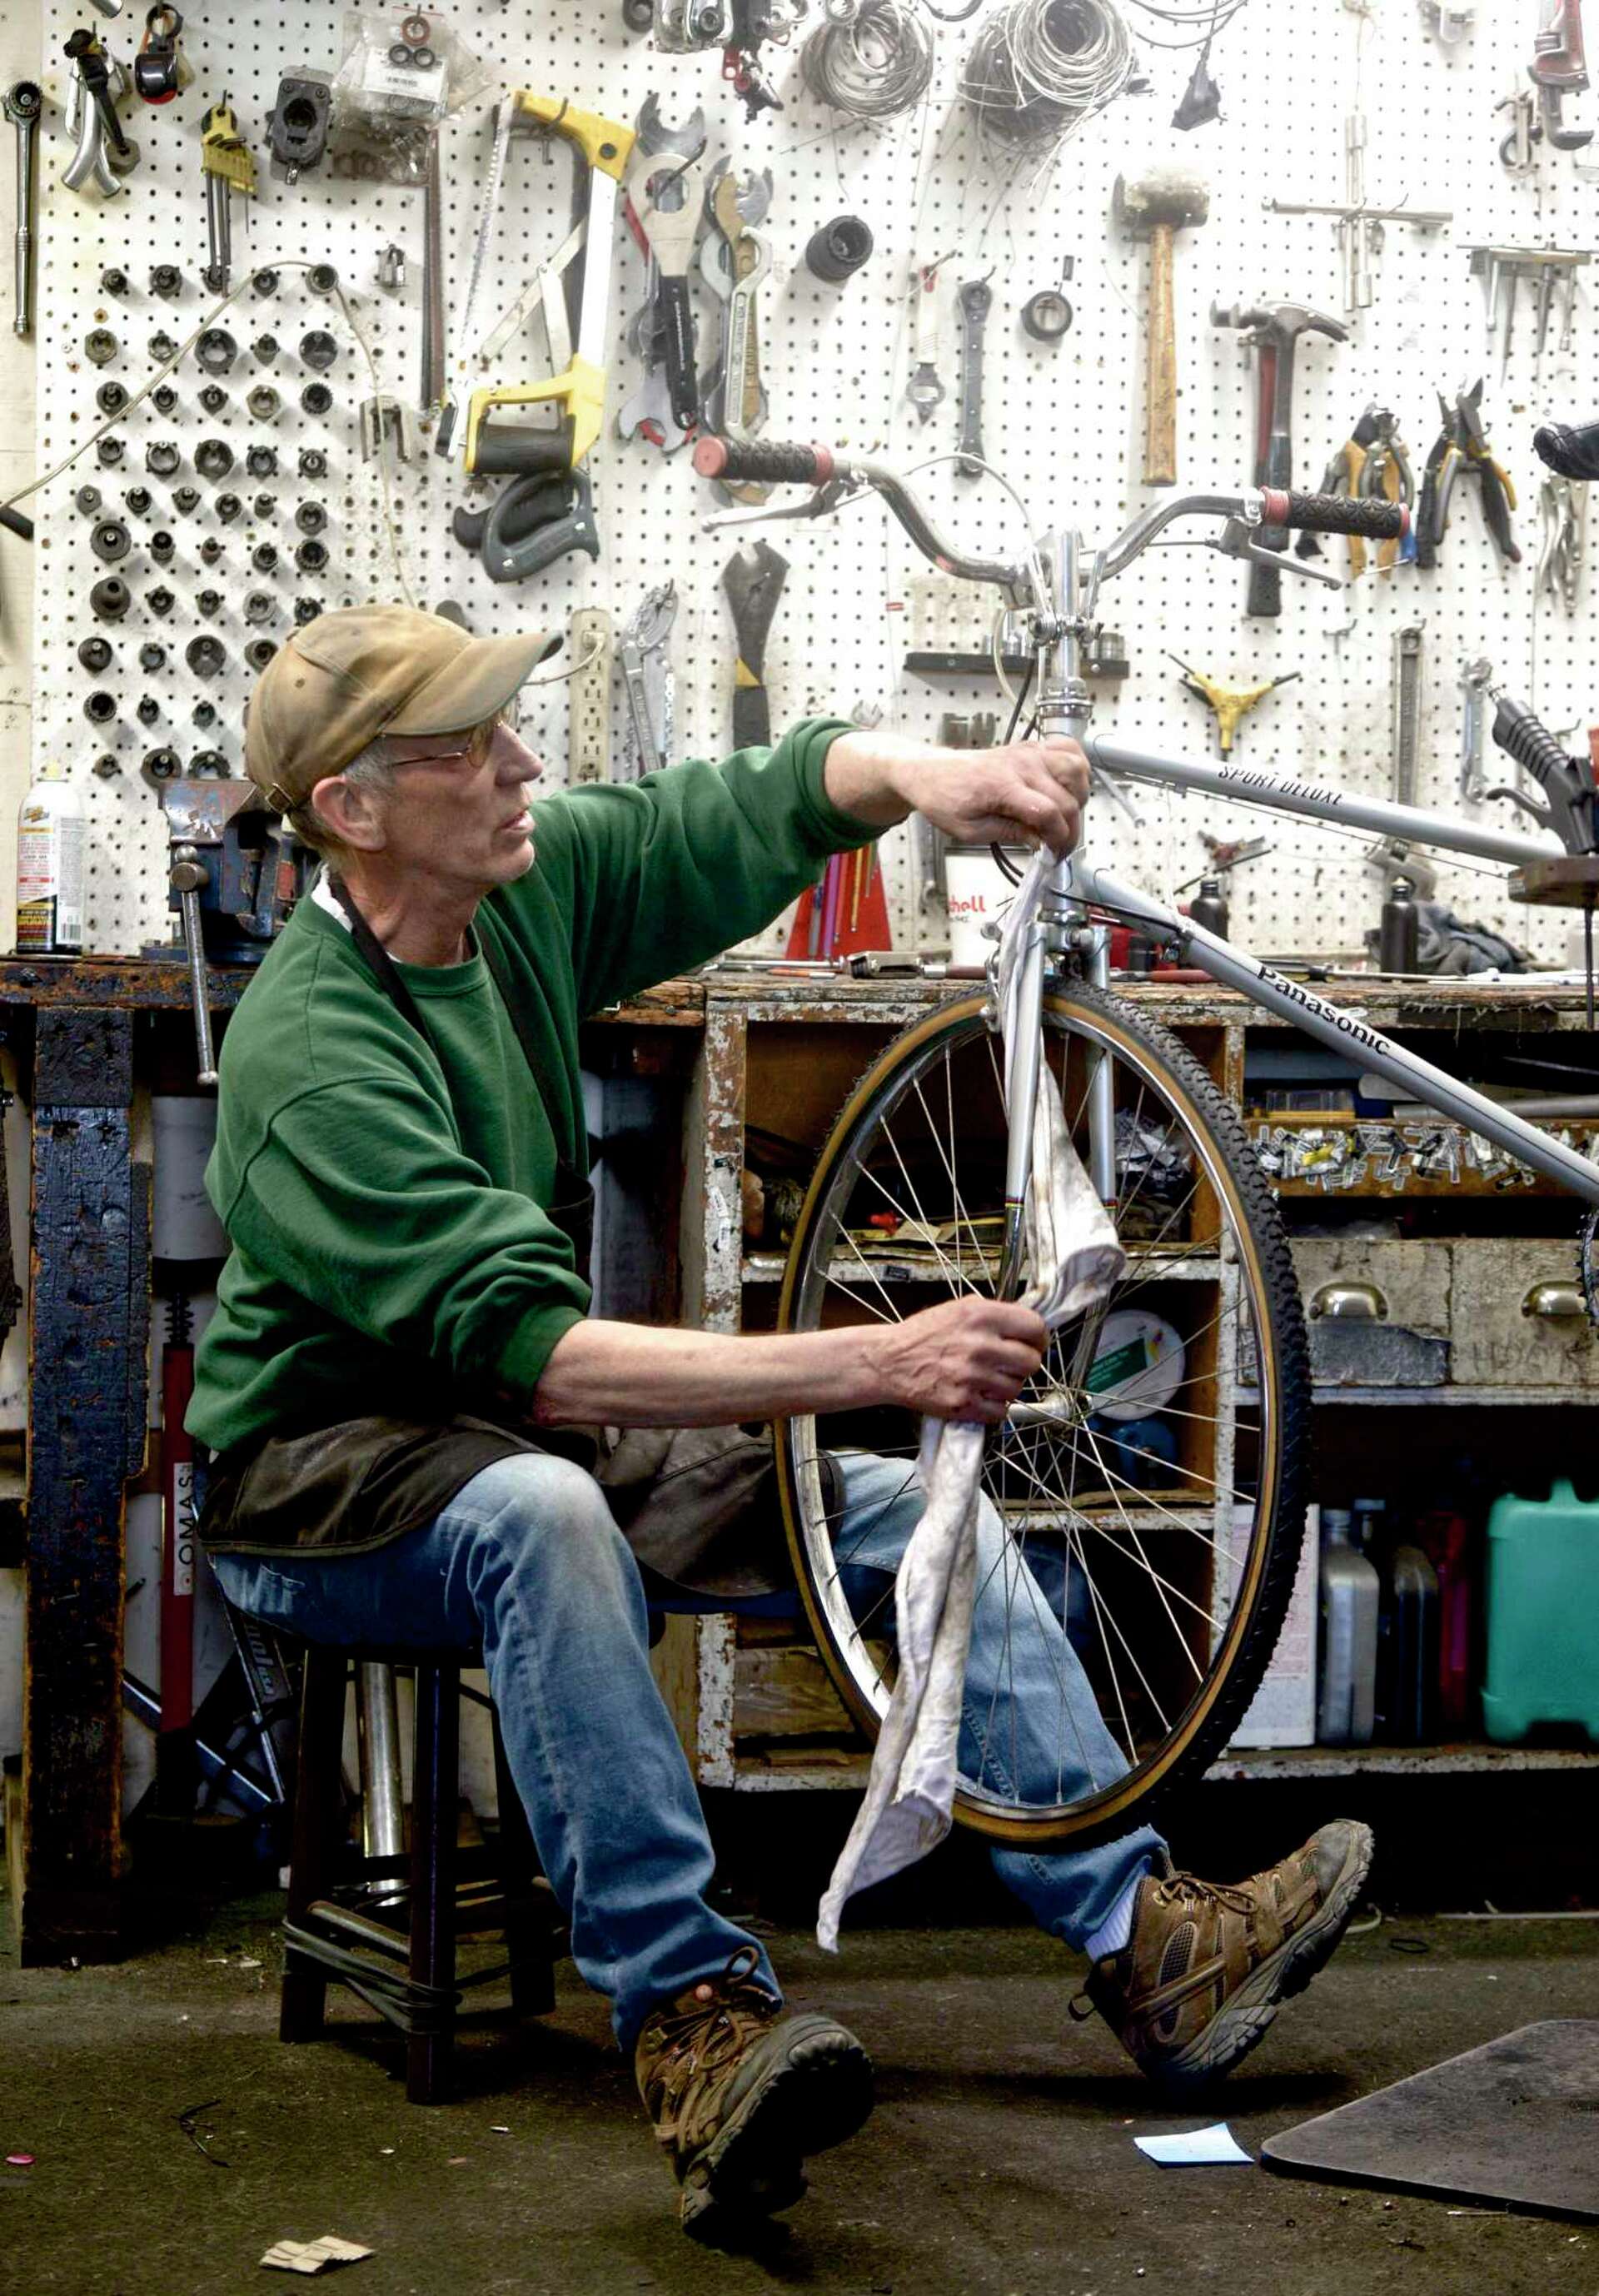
3,82,41,335
705,163,774,501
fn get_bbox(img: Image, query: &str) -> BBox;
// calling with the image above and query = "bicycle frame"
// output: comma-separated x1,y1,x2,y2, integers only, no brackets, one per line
1001,526,1599,1241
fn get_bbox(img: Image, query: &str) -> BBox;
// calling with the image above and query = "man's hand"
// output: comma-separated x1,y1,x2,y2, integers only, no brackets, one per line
864,1295,1049,1424
898,735,1089,859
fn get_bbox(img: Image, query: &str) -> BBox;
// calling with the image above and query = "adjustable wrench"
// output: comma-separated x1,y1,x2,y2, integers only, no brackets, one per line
618,581,679,777
625,97,707,435
955,276,992,476
3,82,41,335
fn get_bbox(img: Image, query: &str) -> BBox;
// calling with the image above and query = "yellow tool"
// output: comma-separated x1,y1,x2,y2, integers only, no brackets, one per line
1168,656,1302,755
463,94,636,480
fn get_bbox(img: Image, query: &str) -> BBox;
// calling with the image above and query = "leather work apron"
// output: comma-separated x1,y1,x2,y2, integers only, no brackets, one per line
197,881,818,1598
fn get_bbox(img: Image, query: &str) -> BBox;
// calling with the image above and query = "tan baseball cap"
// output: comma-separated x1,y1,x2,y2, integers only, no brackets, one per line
244,604,561,812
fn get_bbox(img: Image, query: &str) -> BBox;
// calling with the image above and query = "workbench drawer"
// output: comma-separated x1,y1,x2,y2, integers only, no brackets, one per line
1289,1238,1452,1388
1449,1238,1599,1389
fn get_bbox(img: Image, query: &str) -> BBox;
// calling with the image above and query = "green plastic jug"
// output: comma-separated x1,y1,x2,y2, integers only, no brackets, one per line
1481,1479,1599,1745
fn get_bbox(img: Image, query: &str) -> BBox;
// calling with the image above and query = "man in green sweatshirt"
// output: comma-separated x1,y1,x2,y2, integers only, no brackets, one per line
192,606,1372,2242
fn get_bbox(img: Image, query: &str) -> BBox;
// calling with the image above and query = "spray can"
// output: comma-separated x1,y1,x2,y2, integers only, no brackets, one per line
16,763,86,954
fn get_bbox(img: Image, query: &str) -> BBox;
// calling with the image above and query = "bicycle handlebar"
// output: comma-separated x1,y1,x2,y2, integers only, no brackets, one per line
690,441,1411,590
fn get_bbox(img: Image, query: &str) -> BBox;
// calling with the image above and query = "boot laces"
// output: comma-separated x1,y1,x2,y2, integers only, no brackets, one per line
1151,1871,1258,1919
645,1946,777,2134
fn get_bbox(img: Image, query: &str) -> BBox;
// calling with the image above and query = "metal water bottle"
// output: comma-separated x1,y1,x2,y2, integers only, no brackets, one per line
1378,876,1419,974
1188,876,1230,939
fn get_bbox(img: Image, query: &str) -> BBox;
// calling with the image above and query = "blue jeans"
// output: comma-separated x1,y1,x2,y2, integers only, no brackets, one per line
211,1447,1162,2050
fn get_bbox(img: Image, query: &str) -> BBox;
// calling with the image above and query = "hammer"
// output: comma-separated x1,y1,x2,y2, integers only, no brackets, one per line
1114,170,1210,486
1213,300,1348,615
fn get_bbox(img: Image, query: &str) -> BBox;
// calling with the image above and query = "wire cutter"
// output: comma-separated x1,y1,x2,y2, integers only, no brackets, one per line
1417,380,1521,568
1298,403,1415,579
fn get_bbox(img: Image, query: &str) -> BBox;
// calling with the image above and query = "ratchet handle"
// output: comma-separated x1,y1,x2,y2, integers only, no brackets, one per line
1266,488,1410,540
694,436,836,485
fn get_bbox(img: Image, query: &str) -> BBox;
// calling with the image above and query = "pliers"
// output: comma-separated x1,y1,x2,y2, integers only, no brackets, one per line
1298,402,1415,579
1537,474,1586,611
1417,380,1521,568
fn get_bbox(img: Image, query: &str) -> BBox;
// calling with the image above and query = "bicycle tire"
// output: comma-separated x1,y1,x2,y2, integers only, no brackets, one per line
774,984,1311,1850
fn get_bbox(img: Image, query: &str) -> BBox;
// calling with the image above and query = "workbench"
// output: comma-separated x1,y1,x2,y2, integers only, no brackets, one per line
7,960,1598,1964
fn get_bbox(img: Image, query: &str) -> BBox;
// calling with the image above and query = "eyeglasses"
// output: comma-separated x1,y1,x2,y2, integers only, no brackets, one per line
385,695,526,770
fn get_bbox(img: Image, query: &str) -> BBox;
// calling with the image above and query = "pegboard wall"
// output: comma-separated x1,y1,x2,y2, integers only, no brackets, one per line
25,0,1599,964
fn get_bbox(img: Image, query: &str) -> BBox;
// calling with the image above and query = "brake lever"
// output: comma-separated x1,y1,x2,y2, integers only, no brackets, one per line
1481,782,1554,826
1209,520,1344,590
700,476,864,532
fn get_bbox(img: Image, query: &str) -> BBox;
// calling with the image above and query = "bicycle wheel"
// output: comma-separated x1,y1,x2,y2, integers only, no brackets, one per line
774,983,1310,1849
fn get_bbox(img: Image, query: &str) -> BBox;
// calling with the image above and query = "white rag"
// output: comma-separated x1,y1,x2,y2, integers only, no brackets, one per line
817,856,1127,1950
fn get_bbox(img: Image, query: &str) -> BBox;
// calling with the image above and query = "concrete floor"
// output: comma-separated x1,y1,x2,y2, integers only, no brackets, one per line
2,1877,1596,2296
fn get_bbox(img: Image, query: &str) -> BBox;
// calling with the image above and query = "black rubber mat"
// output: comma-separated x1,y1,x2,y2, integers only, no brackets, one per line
1263,2020,1599,2222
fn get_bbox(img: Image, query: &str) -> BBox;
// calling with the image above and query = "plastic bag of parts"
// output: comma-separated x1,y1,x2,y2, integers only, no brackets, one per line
329,7,490,184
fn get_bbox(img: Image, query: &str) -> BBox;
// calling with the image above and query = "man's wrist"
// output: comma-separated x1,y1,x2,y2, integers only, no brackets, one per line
821,730,923,829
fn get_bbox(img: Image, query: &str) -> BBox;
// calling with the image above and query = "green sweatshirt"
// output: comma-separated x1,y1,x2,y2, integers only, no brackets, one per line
188,720,874,1458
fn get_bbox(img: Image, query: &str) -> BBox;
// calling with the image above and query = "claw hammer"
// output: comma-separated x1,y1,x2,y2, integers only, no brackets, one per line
1213,301,1348,615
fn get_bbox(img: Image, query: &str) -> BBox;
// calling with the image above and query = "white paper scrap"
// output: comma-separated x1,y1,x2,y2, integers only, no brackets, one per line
1133,2124,1253,2167
260,2234,374,2275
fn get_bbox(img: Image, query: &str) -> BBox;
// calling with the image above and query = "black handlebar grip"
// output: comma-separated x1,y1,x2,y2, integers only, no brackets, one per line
1271,489,1409,540
1534,420,1599,481
691,436,836,486
0,504,33,543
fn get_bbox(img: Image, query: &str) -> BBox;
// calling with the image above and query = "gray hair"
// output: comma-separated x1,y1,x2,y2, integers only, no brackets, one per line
291,733,401,861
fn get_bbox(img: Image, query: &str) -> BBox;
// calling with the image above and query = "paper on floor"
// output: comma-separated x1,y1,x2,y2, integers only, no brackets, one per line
1133,2123,1253,2166
260,2233,374,2274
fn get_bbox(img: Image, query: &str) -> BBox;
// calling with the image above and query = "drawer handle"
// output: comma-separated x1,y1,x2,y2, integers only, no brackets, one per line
1309,1281,1387,1322
1522,1281,1587,1321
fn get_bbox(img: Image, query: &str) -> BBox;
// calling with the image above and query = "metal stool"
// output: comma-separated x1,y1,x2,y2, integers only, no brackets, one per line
281,1646,563,2104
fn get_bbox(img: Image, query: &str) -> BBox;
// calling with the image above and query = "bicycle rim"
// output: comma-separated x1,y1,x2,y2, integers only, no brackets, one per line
775,987,1309,1849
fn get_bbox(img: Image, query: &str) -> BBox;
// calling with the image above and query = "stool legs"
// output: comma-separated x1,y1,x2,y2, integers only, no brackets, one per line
491,1708,556,2018
281,1647,349,2044
406,1660,459,2104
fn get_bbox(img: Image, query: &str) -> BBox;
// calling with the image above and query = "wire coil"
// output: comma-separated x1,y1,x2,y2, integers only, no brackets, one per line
800,0,936,119
961,0,1136,149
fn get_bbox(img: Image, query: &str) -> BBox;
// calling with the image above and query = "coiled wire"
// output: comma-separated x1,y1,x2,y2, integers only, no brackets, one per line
1122,0,1248,46
800,0,936,119
962,0,1136,148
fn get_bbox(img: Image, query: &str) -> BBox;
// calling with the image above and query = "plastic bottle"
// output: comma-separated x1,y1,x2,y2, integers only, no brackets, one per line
16,763,86,954
1417,1509,1474,1736
1377,1544,1440,1744
1318,1507,1379,1745
1377,876,1419,973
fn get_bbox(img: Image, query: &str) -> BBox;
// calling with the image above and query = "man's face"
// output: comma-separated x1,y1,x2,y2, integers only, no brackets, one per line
369,712,544,896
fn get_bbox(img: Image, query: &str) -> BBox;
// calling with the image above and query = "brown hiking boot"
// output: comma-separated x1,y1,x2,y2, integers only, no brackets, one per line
1076,1819,1374,2093
635,1946,874,2238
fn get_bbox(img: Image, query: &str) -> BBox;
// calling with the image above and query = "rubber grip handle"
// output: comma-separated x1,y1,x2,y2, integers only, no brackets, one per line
1268,489,1410,540
1492,692,1572,786
692,436,835,485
